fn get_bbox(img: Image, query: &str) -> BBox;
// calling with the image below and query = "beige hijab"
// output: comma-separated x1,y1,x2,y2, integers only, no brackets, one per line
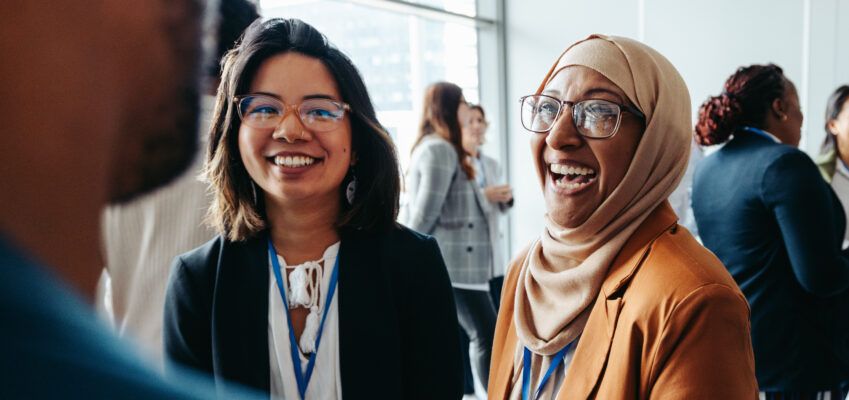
514,35,692,357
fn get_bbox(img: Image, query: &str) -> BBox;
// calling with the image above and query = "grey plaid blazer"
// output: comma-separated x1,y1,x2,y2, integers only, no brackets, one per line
478,153,513,275
400,135,493,285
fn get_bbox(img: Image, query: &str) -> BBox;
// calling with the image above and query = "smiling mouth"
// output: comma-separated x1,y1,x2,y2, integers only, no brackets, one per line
549,163,597,191
269,155,320,168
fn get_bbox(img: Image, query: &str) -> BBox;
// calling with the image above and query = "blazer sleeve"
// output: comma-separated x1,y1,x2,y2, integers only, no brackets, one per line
163,255,213,375
404,142,458,234
649,284,758,399
762,151,849,296
485,156,514,213
401,236,464,399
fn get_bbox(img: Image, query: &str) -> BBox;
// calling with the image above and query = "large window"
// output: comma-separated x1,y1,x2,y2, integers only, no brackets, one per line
260,0,495,171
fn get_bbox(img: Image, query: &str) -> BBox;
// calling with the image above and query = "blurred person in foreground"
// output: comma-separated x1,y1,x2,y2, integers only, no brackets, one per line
99,0,259,363
0,0,258,398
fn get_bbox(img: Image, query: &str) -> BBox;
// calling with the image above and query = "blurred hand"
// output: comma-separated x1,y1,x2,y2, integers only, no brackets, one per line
484,184,513,203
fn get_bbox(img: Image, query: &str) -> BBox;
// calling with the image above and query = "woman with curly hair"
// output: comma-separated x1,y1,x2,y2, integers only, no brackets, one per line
692,64,849,398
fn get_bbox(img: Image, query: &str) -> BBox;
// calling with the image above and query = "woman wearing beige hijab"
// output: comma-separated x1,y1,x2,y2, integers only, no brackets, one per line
488,35,758,399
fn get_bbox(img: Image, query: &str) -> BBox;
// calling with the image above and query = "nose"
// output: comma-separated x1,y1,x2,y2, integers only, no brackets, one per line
545,109,582,150
271,109,310,143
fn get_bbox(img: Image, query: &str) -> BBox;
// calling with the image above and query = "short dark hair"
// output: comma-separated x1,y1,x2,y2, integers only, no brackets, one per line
205,18,401,241
695,64,787,146
207,0,260,77
820,85,849,154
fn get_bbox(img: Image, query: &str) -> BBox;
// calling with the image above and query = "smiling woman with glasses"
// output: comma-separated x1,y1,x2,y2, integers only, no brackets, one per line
163,18,463,400
488,35,757,399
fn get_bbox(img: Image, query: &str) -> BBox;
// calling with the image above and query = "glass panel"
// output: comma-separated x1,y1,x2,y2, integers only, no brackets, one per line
260,0,479,171
400,0,477,17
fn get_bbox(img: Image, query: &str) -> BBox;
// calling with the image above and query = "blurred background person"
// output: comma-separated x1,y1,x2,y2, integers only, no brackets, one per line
666,139,703,238
817,85,849,248
463,104,513,276
693,64,849,398
0,0,260,398
400,82,497,396
98,0,260,364
164,18,463,399
458,103,512,399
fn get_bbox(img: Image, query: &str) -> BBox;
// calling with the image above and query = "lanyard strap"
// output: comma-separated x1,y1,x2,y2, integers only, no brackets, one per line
268,238,340,400
522,342,573,400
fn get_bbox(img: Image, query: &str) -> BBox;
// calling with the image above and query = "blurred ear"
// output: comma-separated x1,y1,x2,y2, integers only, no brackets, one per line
827,119,839,136
771,97,784,117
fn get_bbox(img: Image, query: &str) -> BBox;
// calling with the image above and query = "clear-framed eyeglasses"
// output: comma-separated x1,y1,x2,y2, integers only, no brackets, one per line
234,94,351,132
519,94,645,139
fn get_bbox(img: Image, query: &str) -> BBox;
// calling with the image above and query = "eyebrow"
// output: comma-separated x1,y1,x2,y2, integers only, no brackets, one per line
541,87,625,103
251,91,339,102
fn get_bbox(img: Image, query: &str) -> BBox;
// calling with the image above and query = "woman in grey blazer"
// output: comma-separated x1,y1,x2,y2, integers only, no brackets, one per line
464,104,513,275
400,82,497,391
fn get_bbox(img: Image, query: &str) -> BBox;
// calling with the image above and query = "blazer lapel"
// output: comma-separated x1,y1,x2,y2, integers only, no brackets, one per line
557,203,678,400
338,230,404,399
212,233,271,394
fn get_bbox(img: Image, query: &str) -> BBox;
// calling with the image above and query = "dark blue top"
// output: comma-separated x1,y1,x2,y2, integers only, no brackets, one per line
693,131,849,391
0,237,258,399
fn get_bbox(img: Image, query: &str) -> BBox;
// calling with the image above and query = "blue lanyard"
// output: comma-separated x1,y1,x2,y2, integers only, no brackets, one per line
268,238,340,400
740,126,776,142
522,342,573,400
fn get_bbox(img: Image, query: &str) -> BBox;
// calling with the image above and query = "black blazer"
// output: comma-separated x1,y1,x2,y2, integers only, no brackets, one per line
163,225,464,399
692,131,849,391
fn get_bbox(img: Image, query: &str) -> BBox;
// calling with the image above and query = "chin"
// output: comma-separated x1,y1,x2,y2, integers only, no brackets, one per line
547,204,591,229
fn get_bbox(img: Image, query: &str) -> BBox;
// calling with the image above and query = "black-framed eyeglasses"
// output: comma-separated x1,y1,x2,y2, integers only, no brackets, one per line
234,94,351,132
519,94,645,139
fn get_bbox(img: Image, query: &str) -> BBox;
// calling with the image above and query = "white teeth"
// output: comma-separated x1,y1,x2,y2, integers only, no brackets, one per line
549,163,595,176
553,175,594,190
274,155,316,168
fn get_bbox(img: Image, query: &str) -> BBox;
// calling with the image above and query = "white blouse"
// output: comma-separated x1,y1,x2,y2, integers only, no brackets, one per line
831,159,849,248
268,242,342,400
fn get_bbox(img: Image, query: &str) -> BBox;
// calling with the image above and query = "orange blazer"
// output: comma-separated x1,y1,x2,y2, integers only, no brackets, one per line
489,203,758,399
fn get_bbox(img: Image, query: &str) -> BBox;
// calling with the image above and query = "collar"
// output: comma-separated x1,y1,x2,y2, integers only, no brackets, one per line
600,201,678,298
836,155,849,178
740,126,780,143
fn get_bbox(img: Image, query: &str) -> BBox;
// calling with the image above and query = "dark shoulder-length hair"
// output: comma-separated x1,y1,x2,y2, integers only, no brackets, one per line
205,18,400,241
820,85,849,154
411,81,475,179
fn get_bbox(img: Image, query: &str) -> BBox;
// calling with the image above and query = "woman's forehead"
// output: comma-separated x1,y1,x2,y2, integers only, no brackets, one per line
542,65,627,102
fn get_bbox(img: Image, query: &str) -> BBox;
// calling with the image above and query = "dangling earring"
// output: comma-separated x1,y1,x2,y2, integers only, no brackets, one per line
346,168,357,205
781,114,788,122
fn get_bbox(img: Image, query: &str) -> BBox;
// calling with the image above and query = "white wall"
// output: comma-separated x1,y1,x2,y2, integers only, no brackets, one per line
503,0,849,257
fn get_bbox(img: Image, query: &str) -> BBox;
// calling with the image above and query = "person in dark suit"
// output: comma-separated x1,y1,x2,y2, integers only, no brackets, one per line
692,63,849,398
163,18,463,400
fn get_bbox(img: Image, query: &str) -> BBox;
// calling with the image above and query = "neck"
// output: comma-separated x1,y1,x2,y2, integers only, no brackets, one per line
834,141,849,166
266,194,341,265
0,166,108,303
